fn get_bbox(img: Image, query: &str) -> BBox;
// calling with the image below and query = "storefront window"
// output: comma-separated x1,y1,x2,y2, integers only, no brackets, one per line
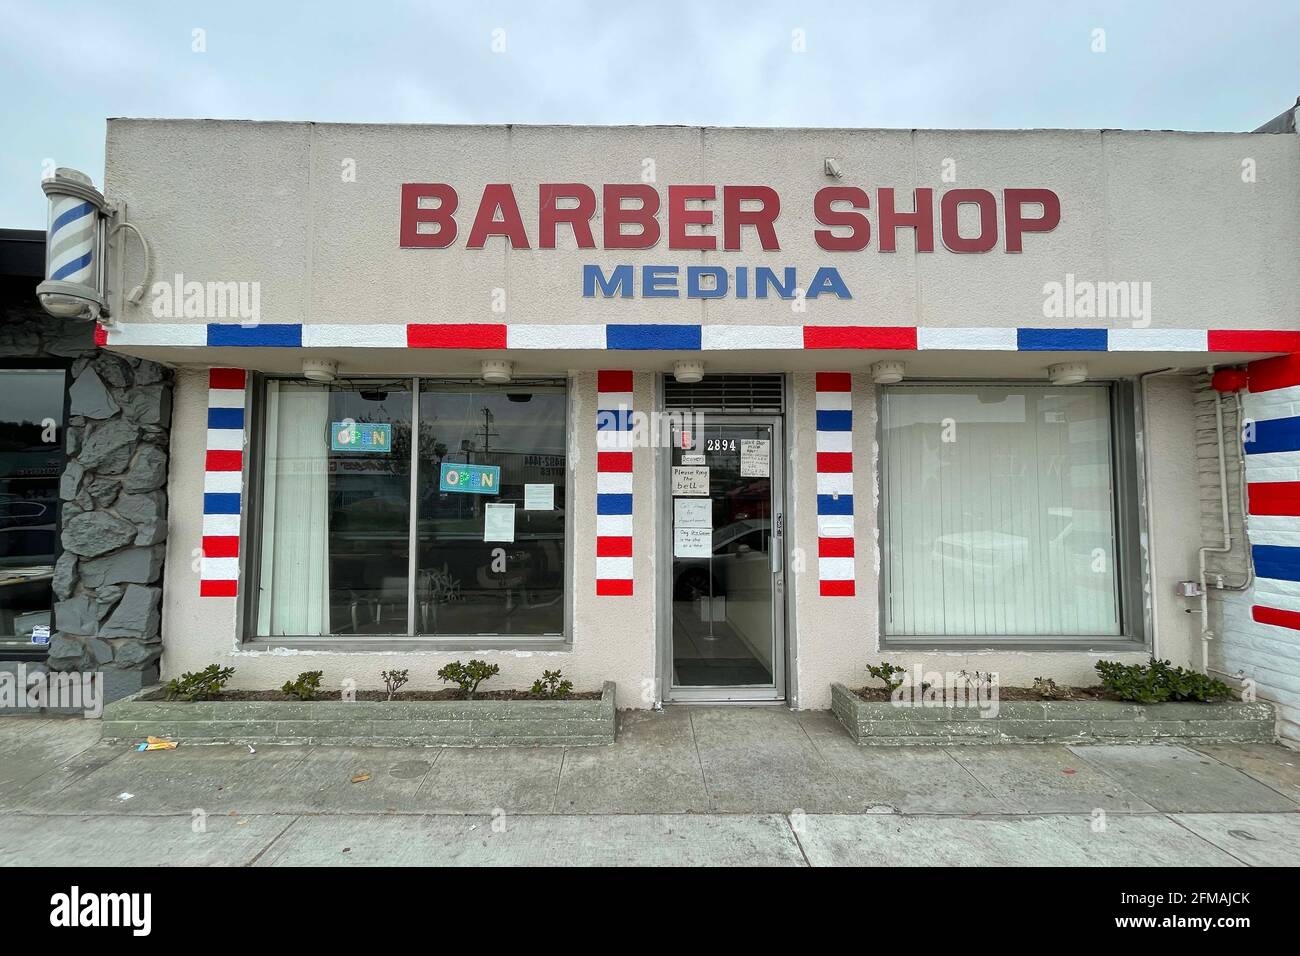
881,384,1123,640
0,367,66,650
254,377,567,640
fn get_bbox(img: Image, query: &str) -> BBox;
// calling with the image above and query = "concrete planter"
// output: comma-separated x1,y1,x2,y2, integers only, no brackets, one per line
830,682,1275,745
101,682,617,747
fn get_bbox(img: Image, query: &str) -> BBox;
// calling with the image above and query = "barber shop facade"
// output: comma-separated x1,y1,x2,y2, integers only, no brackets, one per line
63,120,1299,724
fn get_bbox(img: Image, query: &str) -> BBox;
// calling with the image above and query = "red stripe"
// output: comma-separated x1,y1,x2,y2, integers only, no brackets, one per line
818,537,854,558
819,579,856,597
596,536,633,557
597,451,634,472
816,452,853,473
206,450,243,472
814,371,852,392
596,579,634,596
94,323,108,346
1209,330,1300,354
805,326,917,350
202,535,240,558
200,579,238,597
1248,481,1300,516
597,370,634,393
406,323,507,349
1248,352,1300,393
1252,605,1300,631
209,368,247,389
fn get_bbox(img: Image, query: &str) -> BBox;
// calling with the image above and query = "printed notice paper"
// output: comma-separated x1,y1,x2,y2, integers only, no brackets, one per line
484,503,516,542
740,440,770,477
671,466,710,496
674,498,712,529
524,483,554,511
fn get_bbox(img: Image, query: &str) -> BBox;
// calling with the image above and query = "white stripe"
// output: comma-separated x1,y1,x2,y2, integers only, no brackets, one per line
1244,514,1300,534
818,557,855,580
508,324,606,349
1107,328,1208,351
596,472,634,495
595,556,634,579
1243,387,1300,423
917,327,1018,351
104,323,207,347
1244,452,1300,480
203,514,241,536
817,472,853,496
815,391,852,411
1254,576,1300,600
595,391,634,410
596,514,634,536
200,556,240,579
206,428,244,451
815,431,852,453
204,471,242,494
701,325,803,350
1251,590,1300,613
1246,527,1300,548
301,324,406,348
596,430,635,450
207,389,246,409
817,515,854,538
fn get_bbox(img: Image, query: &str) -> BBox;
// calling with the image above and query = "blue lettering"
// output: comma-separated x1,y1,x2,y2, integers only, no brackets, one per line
806,267,852,299
756,266,796,300
642,265,678,298
583,263,633,298
686,266,728,299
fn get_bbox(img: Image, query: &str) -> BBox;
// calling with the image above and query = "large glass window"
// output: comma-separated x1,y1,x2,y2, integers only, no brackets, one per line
881,383,1124,640
255,378,567,640
0,367,66,650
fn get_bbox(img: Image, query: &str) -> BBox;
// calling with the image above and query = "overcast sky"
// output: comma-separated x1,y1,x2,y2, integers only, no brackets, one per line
1,0,1296,228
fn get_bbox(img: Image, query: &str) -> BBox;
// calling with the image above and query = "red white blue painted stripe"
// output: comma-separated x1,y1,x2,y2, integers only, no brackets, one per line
200,368,246,597
98,323,1300,354
816,372,855,597
1243,353,1300,631
595,370,634,596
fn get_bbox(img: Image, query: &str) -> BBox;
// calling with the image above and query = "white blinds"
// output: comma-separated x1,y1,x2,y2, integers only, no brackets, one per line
882,385,1121,638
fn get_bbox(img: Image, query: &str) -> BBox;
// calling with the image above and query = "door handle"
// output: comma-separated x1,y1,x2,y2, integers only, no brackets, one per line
772,513,783,574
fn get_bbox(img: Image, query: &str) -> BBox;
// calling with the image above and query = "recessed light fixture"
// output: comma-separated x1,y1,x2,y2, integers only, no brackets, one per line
1047,362,1088,385
302,360,337,382
871,361,905,384
481,359,513,384
673,361,704,384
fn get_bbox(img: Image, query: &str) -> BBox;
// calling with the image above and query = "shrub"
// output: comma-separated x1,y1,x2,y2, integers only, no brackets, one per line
437,660,499,700
381,669,409,701
1032,676,1069,700
281,670,324,701
164,664,235,701
530,669,573,699
866,661,907,693
1095,658,1232,704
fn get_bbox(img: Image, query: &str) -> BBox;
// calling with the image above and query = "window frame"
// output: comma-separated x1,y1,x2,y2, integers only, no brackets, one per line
877,378,1150,652
239,373,574,651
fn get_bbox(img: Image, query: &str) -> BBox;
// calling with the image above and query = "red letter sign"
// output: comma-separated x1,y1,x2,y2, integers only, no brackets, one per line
539,184,597,249
723,186,781,250
668,185,716,250
940,188,998,253
814,186,871,251
1004,188,1061,252
603,184,661,249
467,184,530,249
878,188,934,253
400,183,458,248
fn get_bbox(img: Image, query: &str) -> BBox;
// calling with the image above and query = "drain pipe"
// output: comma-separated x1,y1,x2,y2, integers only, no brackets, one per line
1196,376,1234,672
1138,366,1183,662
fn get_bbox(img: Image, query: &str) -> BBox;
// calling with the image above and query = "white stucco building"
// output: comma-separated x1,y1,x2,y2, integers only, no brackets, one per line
80,118,1299,735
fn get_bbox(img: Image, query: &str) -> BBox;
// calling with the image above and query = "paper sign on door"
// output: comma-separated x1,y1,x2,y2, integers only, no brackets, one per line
740,439,769,477
674,498,712,529
671,466,710,496
674,527,711,558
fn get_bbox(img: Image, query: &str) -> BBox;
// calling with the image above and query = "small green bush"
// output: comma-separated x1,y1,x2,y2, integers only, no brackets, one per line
437,660,499,700
281,670,324,701
164,664,235,701
530,669,573,699
381,669,409,701
1095,658,1232,704
866,661,907,692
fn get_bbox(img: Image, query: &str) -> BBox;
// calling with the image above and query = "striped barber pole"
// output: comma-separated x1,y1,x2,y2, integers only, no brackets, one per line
46,194,97,285
200,368,247,597
595,370,634,596
816,372,855,596
1243,353,1300,631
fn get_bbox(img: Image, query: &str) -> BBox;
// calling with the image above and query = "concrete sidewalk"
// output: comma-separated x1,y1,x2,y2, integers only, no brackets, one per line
1,707,1298,866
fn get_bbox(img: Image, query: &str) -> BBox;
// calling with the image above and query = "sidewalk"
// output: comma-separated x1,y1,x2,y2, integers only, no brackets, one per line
1,707,1298,866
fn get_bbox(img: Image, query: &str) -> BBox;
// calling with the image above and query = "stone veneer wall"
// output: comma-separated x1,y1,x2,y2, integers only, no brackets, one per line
1,280,173,699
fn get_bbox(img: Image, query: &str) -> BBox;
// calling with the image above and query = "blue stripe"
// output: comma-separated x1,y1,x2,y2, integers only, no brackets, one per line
203,493,242,515
596,409,634,431
606,324,702,350
817,494,854,516
1253,545,1300,583
207,407,245,429
1244,416,1300,456
596,493,633,515
50,250,92,281
816,410,853,432
50,201,94,235
207,323,303,347
1017,328,1108,351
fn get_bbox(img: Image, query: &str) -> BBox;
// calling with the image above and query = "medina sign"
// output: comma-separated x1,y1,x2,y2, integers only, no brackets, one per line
399,182,1062,301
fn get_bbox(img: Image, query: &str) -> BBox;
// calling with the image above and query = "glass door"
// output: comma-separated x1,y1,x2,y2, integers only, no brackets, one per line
664,417,784,701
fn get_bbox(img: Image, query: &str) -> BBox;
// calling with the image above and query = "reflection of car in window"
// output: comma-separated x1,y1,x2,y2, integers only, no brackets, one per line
673,518,770,602
0,493,57,565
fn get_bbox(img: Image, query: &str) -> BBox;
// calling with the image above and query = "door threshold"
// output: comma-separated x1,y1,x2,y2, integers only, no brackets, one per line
664,697,787,706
